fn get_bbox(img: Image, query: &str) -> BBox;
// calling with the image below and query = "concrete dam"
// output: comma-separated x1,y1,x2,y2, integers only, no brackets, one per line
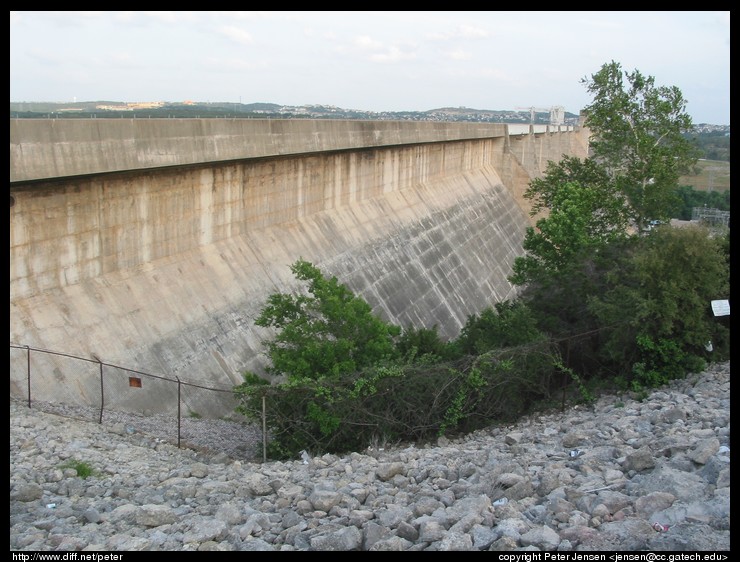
10,118,590,416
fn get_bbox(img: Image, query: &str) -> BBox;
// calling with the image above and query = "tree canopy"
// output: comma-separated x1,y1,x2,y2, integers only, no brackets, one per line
511,61,699,287
508,61,726,387
233,62,727,460
510,156,630,285
581,60,698,232
254,258,400,381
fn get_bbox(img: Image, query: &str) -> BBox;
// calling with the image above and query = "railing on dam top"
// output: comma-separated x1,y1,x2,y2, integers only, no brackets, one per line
507,124,574,135
9,343,267,460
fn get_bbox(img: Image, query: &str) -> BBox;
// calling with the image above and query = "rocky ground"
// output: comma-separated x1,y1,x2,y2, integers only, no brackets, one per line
10,361,730,551
12,399,265,463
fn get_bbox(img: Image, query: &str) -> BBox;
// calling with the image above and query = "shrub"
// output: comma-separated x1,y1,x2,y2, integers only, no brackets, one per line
456,300,545,355
253,259,400,381
234,260,568,460
59,459,96,479
234,340,560,460
589,224,729,388
395,324,456,364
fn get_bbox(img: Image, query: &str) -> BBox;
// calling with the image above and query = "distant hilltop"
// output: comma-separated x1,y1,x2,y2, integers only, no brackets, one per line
9,100,582,126
10,101,729,132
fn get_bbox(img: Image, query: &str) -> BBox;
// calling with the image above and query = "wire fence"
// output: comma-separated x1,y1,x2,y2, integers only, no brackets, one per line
8,321,632,463
691,207,730,228
9,343,268,460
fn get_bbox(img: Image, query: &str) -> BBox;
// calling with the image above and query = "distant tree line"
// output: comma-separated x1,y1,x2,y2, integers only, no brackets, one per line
9,108,313,120
673,185,730,220
684,130,730,162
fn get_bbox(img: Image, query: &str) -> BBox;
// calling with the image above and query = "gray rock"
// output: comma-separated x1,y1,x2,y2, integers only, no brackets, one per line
11,483,44,502
418,519,447,542
369,535,414,551
624,446,656,472
376,462,406,481
505,432,524,445
362,521,392,550
634,491,676,518
135,504,178,527
688,438,720,465
437,531,475,551
520,525,561,550
243,473,274,496
238,537,276,551
309,489,343,512
629,466,709,503
82,507,102,523
183,517,228,543
9,361,730,552
310,526,363,551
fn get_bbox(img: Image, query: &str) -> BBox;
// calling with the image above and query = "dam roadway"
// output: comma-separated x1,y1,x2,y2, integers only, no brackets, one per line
10,118,589,416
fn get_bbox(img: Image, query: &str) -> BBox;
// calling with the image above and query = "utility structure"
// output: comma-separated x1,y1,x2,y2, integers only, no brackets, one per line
516,106,565,126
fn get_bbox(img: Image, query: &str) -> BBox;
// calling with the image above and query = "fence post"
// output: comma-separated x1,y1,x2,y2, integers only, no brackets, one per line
26,345,31,408
177,377,181,449
561,339,571,412
99,359,104,424
262,395,267,464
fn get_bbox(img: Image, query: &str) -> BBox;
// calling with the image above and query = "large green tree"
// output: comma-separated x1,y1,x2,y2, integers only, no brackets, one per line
253,258,400,381
509,62,714,383
512,61,699,287
510,156,630,285
582,60,698,232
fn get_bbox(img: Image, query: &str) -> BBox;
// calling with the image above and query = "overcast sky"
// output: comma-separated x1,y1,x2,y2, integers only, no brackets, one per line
9,11,731,125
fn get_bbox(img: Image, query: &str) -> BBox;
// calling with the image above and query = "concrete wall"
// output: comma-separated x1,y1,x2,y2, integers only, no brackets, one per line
9,120,589,416
10,118,509,182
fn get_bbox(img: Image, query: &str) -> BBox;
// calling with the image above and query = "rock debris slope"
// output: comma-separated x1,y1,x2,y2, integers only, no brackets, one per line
10,362,730,551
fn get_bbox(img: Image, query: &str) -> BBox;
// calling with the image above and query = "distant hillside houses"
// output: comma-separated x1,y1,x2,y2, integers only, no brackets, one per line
96,102,165,111
693,123,730,135
9,101,727,133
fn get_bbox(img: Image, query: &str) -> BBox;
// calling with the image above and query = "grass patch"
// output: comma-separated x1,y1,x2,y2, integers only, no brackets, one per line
680,159,730,192
59,459,97,479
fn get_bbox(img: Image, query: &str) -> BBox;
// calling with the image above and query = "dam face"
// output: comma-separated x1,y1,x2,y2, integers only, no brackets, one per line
10,119,589,415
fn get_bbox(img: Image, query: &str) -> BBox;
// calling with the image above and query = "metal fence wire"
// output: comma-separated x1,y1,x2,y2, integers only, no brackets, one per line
9,343,265,460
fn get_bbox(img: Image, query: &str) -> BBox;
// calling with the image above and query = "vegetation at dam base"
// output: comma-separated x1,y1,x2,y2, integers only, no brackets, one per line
233,61,730,461
234,218,728,461
672,184,730,220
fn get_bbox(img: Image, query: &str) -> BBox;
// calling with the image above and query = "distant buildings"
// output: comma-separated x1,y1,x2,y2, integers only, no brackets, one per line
95,101,165,111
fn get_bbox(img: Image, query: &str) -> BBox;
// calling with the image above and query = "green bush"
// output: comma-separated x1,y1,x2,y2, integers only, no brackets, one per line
234,224,730,462
589,225,729,388
235,363,427,459
234,260,570,460
234,340,560,460
456,300,545,355
254,259,400,381
395,324,456,364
